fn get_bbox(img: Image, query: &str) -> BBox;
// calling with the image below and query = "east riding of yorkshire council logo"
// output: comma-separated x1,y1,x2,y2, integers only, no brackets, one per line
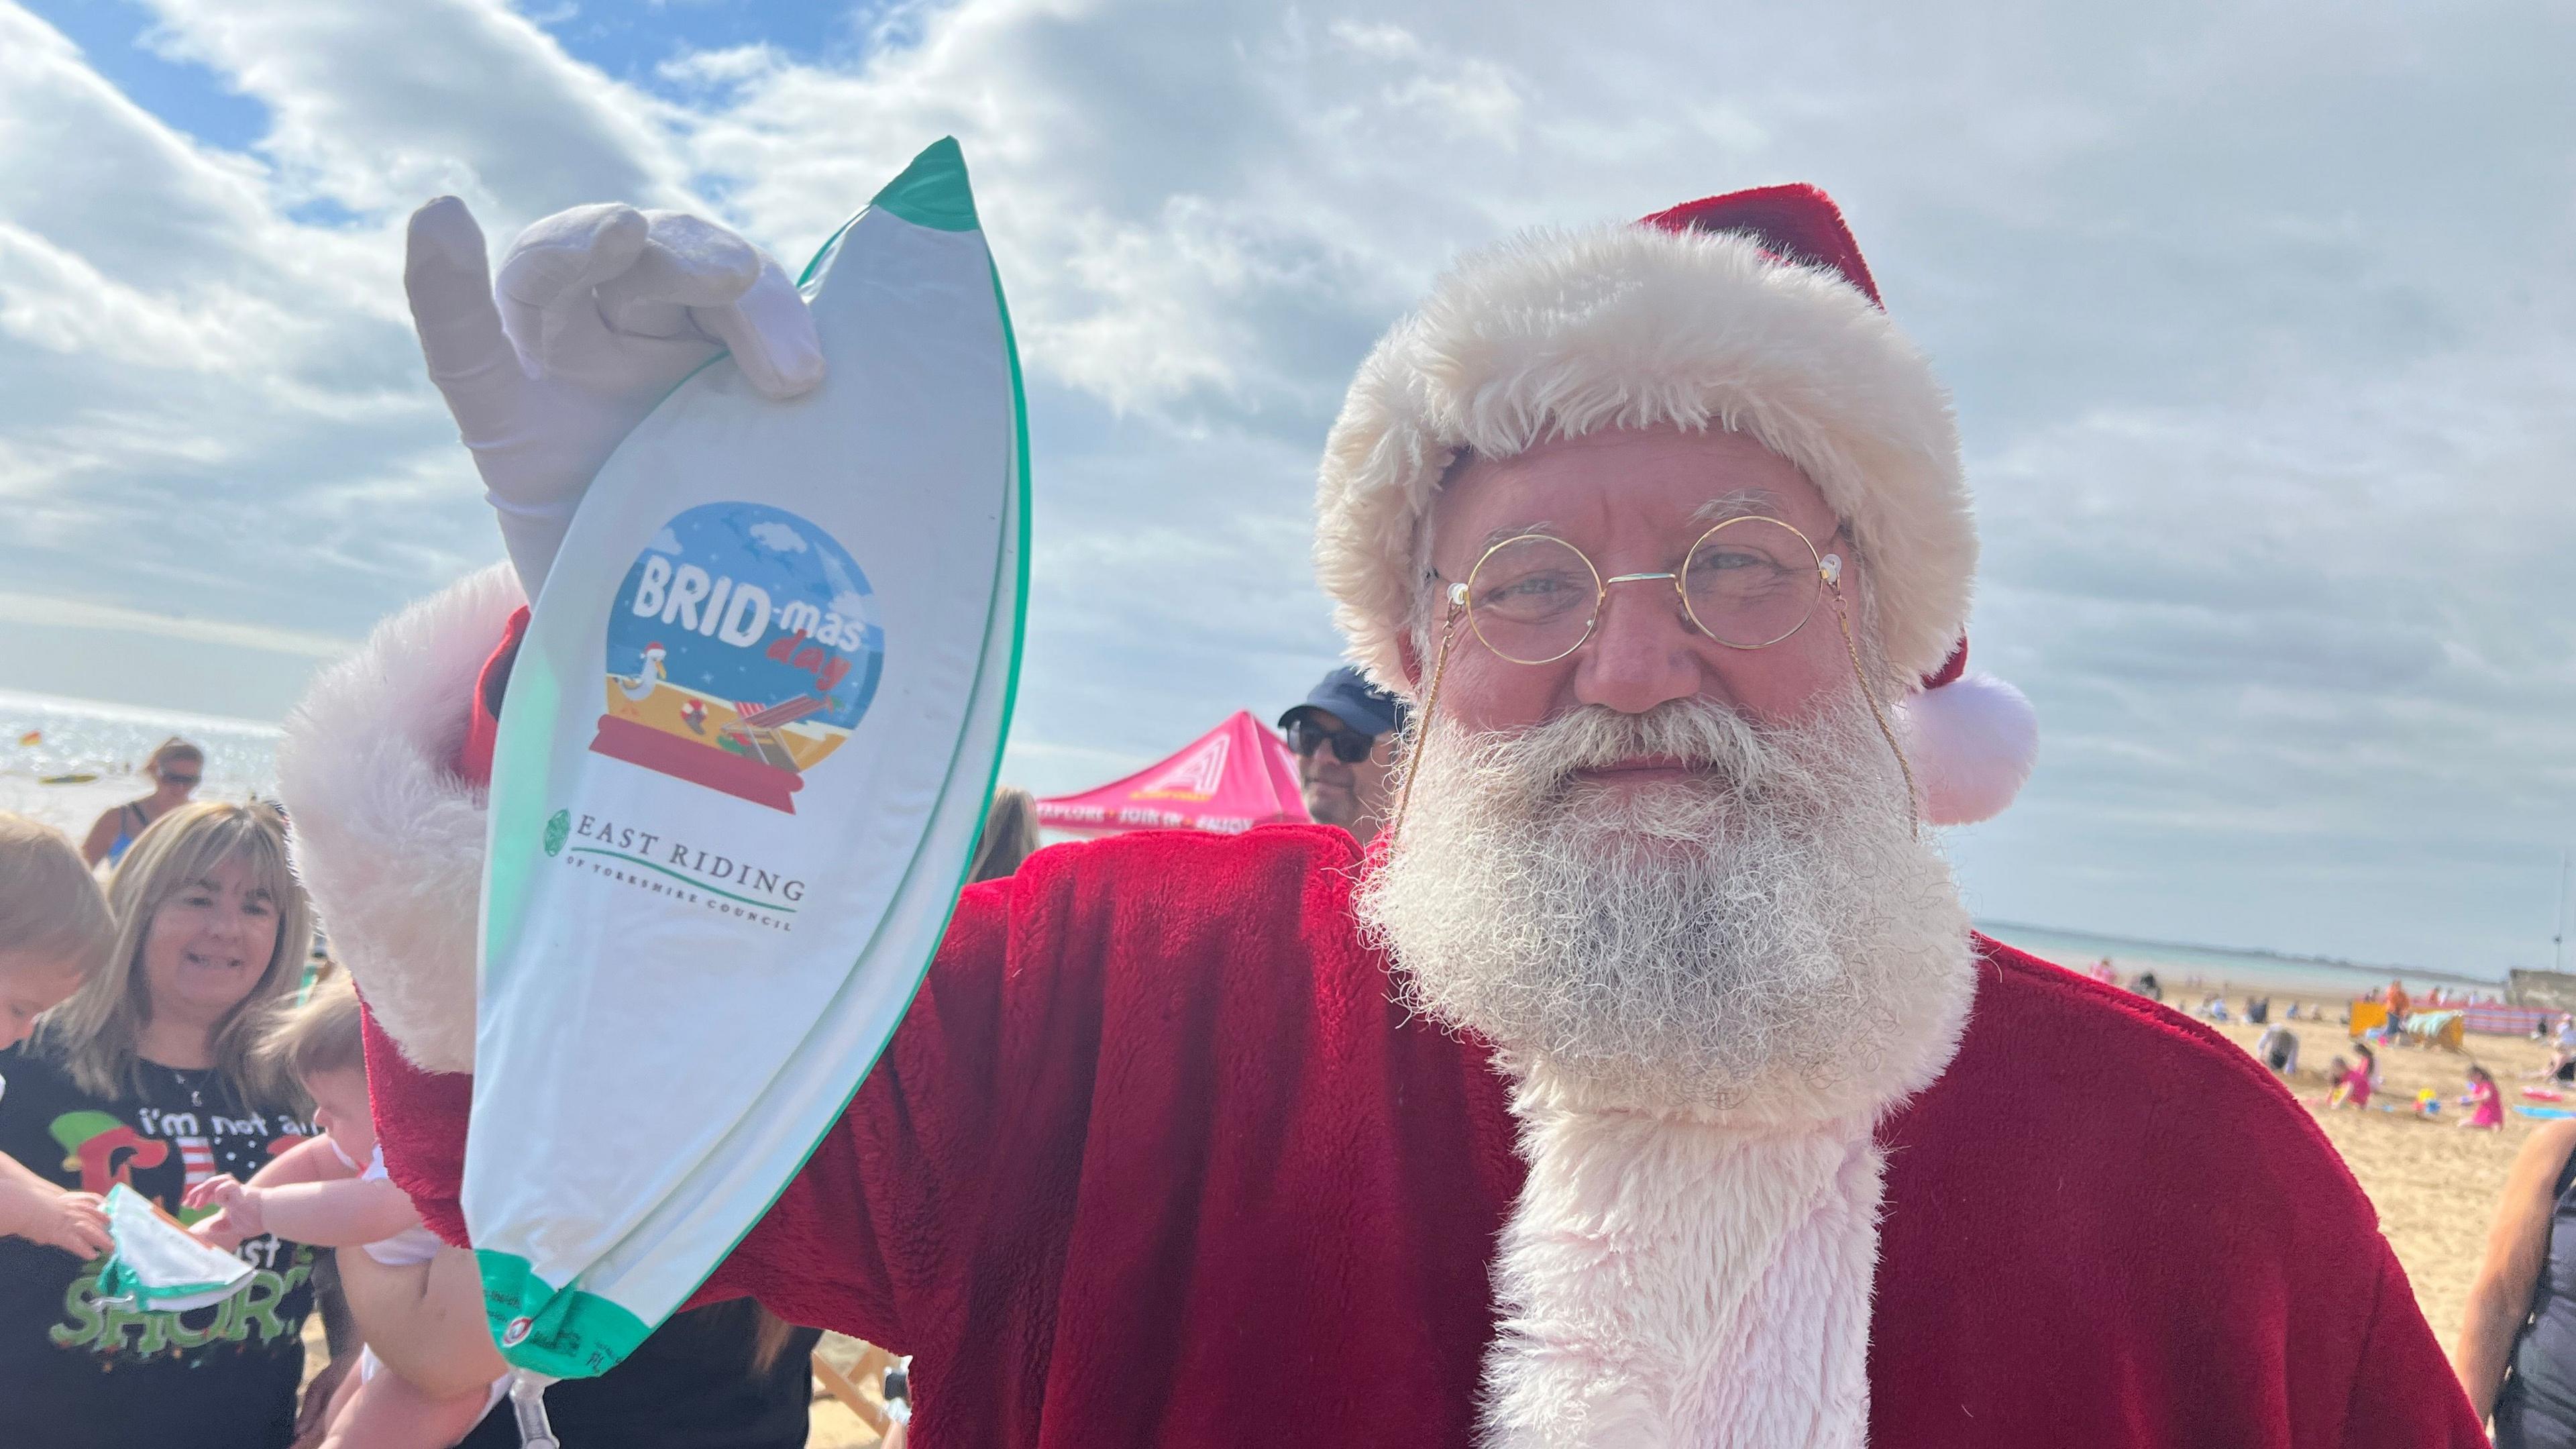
586,502,886,814
543,810,570,857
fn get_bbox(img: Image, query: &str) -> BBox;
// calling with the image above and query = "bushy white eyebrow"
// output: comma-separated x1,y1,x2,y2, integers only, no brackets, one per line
1686,490,1788,526
1466,490,1786,559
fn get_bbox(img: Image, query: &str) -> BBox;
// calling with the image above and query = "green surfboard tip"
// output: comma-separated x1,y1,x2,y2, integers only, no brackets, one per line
870,136,979,232
477,1249,651,1379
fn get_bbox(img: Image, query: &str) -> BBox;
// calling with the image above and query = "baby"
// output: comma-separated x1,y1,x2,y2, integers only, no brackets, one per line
0,813,115,1256
189,977,504,1448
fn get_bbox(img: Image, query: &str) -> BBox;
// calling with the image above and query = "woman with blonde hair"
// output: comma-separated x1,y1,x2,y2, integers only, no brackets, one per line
0,801,325,1447
80,735,204,868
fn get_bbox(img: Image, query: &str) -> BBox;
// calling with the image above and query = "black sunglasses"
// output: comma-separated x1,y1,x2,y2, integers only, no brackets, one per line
160,771,201,787
1285,718,1377,764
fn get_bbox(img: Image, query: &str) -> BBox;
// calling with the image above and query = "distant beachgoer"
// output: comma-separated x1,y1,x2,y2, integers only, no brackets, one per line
2255,1023,2298,1077
2457,1119,2576,1440
2134,970,2163,1002
2463,1066,2505,1131
78,737,202,868
1278,666,1407,847
2386,979,2413,1031
968,786,1040,883
2247,996,2271,1025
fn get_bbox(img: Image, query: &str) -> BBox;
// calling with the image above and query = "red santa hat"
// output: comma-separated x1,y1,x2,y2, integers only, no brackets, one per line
1311,183,2037,824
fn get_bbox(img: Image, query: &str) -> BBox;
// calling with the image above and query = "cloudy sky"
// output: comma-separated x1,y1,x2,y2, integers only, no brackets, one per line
3,0,2572,973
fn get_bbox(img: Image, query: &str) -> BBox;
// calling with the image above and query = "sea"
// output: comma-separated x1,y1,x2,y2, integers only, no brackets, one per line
1,688,2512,1004
1976,921,2509,1002
0,689,282,846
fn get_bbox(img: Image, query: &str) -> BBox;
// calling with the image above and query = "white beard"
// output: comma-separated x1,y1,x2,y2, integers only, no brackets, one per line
1354,698,1976,1446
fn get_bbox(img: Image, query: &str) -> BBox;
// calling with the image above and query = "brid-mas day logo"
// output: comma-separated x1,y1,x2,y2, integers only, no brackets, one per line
589,502,885,813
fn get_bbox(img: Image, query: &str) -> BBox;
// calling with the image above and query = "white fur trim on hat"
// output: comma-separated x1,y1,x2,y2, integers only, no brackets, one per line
277,564,521,1073
1900,670,2039,826
1314,221,1973,691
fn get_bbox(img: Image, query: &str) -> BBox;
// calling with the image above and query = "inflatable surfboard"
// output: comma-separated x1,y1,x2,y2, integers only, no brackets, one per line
97,1183,255,1312
465,138,1027,1380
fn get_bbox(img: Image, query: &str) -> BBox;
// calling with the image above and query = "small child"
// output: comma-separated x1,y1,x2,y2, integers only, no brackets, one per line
187,977,504,1448
2460,1063,2504,1130
2326,1046,2376,1110
0,812,115,1257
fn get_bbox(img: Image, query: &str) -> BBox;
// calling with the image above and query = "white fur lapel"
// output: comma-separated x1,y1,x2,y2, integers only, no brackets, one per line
1481,1074,1886,1449
1478,939,1977,1449
277,565,520,1074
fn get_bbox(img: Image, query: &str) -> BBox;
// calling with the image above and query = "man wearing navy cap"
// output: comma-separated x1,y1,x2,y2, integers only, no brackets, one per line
1277,666,1405,847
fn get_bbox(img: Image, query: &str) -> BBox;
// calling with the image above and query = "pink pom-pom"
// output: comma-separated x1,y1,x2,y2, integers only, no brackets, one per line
1897,671,2038,826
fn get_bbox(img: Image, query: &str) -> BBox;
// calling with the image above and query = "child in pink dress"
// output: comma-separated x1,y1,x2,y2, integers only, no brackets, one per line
2460,1064,2504,1130
2328,1045,2377,1109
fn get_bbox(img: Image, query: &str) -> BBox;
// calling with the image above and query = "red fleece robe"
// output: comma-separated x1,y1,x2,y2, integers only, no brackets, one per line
368,817,2484,1448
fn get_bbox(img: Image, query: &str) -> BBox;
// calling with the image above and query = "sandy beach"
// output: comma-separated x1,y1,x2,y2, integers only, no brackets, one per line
2190,996,2551,1356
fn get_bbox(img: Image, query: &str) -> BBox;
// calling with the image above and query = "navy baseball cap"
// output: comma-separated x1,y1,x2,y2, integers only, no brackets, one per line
1279,665,1407,739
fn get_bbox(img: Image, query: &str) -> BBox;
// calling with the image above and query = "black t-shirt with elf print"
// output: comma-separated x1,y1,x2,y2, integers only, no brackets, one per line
0,1041,318,1449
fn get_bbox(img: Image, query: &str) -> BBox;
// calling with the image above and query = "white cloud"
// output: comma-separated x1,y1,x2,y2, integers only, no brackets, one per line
745,520,806,552
648,525,681,553
134,0,695,225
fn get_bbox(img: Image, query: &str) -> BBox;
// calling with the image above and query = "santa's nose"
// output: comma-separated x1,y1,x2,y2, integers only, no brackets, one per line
1571,583,1701,716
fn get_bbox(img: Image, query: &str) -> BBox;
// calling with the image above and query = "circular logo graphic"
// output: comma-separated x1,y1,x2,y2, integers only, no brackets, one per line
543,810,570,857
588,502,885,814
501,1316,534,1347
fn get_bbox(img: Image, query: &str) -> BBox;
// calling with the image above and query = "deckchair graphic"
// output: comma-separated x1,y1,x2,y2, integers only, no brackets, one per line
720,694,829,771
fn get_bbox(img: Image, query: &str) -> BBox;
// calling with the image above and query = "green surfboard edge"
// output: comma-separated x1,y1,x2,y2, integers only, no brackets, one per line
480,134,1030,1374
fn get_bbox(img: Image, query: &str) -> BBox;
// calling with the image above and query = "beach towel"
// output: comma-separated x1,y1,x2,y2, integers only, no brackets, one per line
462,138,1026,1381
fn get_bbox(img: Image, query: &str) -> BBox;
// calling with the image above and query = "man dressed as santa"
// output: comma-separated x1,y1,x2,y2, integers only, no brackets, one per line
281,184,2483,1446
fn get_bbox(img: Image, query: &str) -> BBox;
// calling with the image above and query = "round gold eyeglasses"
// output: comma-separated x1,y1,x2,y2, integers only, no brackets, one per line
1388,515,1919,841
1450,516,1838,664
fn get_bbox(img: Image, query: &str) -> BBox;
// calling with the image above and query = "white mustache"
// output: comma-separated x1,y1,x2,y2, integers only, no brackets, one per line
1413,698,1831,819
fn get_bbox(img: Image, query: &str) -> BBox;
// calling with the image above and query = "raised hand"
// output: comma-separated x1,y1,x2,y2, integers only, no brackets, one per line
405,199,826,597
183,1175,264,1244
180,1171,242,1214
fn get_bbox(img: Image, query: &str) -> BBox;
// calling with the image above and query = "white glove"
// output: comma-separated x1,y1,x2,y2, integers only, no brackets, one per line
404,198,826,598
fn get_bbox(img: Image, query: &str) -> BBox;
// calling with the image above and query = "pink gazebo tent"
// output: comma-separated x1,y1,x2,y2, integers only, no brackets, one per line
1034,710,1310,837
